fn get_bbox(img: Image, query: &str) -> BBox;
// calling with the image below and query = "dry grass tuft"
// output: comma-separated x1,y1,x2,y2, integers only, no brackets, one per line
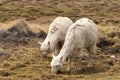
0,19,47,42
97,25,120,53
28,23,49,33
0,69,14,76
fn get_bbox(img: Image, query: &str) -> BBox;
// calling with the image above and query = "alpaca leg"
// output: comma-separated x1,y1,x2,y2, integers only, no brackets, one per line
67,56,71,71
87,44,96,67
77,49,82,71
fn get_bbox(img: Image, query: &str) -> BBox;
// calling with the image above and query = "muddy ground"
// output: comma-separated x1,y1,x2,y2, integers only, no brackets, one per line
0,0,120,80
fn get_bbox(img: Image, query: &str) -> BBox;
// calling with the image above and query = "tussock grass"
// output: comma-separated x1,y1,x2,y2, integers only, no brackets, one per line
97,25,120,48
0,19,47,42
0,19,48,34
0,20,18,31
0,24,120,80
0,0,120,26
29,23,49,33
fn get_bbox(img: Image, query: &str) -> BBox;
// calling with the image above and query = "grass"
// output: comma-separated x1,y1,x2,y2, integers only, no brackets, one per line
0,23,120,79
0,0,120,25
0,0,120,80
0,19,49,35
98,25,120,45
29,23,49,33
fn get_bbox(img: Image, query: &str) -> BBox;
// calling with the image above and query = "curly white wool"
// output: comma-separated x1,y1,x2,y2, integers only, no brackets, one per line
51,18,98,73
40,16,73,56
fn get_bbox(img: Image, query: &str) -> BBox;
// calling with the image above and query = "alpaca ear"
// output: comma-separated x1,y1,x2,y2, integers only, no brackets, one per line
38,41,43,45
60,56,63,61
52,54,55,58
59,56,63,63
48,41,50,46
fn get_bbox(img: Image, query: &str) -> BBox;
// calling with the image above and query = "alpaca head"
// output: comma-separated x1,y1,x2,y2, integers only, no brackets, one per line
50,55,63,73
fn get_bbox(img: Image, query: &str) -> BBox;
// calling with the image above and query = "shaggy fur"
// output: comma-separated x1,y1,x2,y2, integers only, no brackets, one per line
40,17,73,56
51,18,98,73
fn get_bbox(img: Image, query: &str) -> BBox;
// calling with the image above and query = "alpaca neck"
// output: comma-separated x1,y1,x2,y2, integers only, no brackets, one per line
58,43,73,63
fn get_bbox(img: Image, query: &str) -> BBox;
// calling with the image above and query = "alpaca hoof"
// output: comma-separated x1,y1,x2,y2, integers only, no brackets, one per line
87,64,93,68
77,68,81,71
67,68,71,71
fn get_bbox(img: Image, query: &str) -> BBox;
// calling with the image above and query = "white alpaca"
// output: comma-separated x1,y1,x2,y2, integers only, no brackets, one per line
39,17,73,56
50,18,98,73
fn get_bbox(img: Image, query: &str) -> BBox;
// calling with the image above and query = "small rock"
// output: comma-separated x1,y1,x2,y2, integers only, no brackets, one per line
110,55,115,59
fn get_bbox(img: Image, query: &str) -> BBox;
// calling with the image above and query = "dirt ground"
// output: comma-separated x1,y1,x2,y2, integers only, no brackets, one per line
0,0,120,80
0,36,120,80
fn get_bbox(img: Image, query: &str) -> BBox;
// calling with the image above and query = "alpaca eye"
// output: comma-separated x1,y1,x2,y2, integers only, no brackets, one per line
56,65,60,68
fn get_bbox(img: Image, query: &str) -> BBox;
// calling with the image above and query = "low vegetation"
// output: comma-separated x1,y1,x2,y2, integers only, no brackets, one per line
0,0,120,26
0,0,120,80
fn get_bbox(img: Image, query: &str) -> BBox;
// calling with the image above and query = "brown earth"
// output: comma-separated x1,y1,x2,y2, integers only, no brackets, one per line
0,0,120,80
0,0,120,26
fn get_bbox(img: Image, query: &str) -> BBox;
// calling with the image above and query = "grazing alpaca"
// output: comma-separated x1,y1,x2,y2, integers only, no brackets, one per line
50,18,98,73
39,17,73,56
